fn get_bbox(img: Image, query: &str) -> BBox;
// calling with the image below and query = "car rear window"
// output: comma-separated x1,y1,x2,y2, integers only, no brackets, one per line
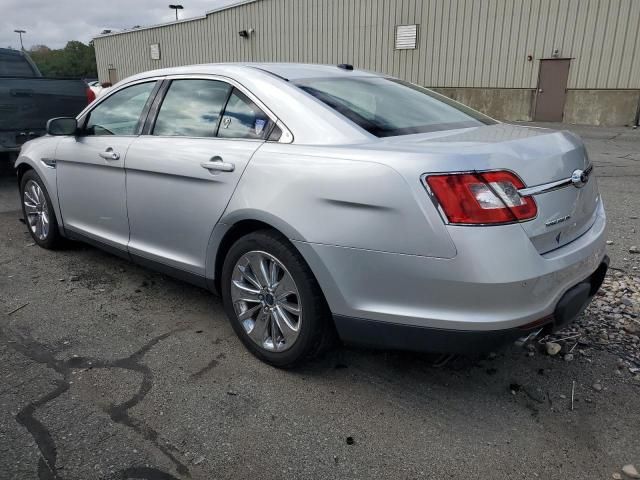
294,76,495,137
0,50,37,77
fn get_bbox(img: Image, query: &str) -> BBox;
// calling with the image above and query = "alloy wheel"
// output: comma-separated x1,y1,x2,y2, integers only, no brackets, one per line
230,251,302,352
23,180,49,241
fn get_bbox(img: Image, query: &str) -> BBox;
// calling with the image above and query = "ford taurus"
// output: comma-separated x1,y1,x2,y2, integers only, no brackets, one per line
15,63,608,367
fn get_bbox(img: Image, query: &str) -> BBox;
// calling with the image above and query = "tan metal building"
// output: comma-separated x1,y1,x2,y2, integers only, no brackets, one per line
94,0,640,126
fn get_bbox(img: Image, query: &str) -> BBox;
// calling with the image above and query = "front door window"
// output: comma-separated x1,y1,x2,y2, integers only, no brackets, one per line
84,81,157,136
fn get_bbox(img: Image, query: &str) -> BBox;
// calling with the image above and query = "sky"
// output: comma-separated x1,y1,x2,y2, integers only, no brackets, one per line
1,0,241,50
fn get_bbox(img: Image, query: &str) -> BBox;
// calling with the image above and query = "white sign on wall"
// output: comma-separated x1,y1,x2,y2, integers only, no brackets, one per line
150,43,161,60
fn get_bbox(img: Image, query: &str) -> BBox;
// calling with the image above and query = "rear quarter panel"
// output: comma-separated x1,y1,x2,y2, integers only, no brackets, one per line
220,143,457,259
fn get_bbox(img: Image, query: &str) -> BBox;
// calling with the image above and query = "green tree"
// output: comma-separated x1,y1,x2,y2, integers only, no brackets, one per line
29,41,97,78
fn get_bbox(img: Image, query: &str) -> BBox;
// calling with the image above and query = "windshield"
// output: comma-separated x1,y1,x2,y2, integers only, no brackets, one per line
294,76,495,137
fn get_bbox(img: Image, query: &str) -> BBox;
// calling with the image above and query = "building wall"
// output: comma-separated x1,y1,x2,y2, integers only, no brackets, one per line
94,0,640,125
564,89,640,126
433,88,535,122
433,87,640,126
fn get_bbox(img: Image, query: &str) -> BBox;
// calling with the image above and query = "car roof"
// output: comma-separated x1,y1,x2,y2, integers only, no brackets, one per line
125,62,380,83
243,63,380,80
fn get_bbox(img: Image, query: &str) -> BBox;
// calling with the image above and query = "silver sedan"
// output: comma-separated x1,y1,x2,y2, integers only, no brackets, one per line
16,63,608,367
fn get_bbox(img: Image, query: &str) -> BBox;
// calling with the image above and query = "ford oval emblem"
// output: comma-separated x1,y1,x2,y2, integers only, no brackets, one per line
571,169,589,188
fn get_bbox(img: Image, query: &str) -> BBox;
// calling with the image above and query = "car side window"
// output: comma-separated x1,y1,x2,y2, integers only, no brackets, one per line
84,82,156,136
153,79,231,137
217,88,273,140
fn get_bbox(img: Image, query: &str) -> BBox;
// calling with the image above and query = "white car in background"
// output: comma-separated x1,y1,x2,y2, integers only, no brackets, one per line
86,80,112,100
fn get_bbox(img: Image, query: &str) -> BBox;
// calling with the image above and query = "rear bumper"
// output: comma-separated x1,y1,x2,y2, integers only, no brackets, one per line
333,315,535,353
294,200,607,349
334,257,608,353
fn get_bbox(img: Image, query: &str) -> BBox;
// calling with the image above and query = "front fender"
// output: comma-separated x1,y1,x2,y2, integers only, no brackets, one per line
14,137,65,235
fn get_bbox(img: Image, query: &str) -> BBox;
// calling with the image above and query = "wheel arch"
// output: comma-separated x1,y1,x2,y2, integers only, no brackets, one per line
14,154,66,236
210,219,270,293
16,161,34,183
207,211,340,317
208,210,305,289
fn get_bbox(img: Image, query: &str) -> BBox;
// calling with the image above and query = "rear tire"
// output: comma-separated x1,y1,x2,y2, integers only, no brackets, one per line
221,230,333,368
20,170,63,249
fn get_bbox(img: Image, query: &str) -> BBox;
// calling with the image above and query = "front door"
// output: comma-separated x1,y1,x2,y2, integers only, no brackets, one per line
56,81,157,250
125,78,276,276
534,59,571,122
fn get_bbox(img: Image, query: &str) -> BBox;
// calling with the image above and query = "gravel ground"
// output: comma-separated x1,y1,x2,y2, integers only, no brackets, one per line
1,123,639,480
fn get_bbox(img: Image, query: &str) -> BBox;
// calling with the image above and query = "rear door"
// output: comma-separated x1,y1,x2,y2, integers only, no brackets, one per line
56,80,158,250
125,77,278,276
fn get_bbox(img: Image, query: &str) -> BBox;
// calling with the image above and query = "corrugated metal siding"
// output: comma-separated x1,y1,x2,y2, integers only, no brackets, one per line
94,0,640,89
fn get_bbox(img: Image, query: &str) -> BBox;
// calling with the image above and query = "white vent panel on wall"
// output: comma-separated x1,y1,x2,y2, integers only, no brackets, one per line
395,24,418,50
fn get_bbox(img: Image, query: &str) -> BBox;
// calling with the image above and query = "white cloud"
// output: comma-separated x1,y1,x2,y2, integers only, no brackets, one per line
1,0,243,49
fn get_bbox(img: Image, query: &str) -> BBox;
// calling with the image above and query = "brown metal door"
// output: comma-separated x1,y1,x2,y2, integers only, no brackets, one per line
534,59,570,122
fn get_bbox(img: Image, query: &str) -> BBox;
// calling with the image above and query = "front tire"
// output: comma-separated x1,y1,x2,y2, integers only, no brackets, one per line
20,170,63,249
221,230,333,368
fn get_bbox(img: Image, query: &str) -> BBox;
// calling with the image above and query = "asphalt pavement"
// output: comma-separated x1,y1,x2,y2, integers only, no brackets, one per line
1,123,639,480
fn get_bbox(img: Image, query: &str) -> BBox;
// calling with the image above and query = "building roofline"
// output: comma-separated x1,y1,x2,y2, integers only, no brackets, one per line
203,0,258,16
93,0,258,40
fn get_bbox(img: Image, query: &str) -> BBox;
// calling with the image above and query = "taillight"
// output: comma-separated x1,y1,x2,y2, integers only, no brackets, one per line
86,87,96,104
425,170,537,225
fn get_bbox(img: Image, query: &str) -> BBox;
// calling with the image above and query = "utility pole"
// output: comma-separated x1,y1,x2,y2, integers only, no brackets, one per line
169,4,183,21
14,29,26,50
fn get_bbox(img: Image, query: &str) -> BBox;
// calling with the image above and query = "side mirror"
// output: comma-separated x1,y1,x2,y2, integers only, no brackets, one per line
46,117,77,136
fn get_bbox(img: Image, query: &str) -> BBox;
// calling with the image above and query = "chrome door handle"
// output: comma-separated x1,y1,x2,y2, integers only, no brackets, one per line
98,148,120,160
200,156,235,173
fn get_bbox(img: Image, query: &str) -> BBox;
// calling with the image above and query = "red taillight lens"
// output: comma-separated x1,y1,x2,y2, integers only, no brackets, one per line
86,87,96,104
425,170,537,225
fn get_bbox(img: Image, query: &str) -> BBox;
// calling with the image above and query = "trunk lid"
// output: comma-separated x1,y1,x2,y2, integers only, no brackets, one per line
362,123,600,253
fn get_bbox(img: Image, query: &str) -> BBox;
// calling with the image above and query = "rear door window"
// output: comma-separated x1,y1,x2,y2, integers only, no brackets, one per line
153,79,231,137
217,88,273,140
84,81,157,136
